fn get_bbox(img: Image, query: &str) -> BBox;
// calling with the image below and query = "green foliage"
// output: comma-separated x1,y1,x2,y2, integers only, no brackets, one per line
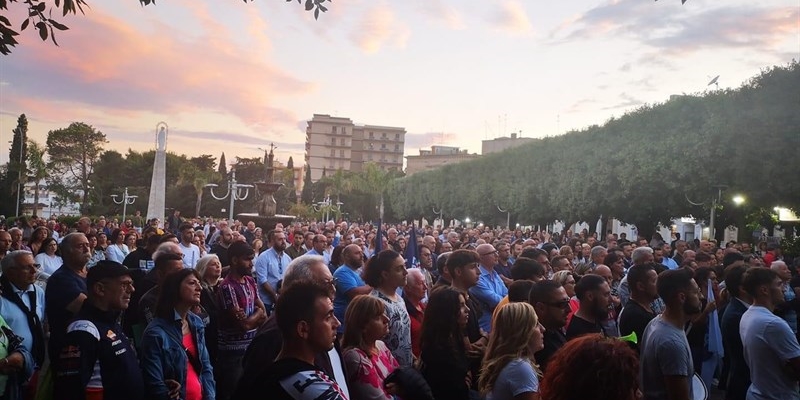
218,153,227,176
1,114,27,216
1,0,328,55
300,165,313,205
46,122,107,214
782,236,800,258
389,61,800,235
26,140,50,216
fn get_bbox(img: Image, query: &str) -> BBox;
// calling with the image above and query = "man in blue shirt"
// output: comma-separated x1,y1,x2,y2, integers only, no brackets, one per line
469,244,508,333
254,230,292,313
0,250,46,369
305,234,331,265
332,244,371,334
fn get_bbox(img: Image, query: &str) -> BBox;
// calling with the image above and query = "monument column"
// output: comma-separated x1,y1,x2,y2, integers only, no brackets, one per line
146,122,168,227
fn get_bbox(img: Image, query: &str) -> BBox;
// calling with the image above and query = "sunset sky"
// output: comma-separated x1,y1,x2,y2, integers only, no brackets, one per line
1,0,797,167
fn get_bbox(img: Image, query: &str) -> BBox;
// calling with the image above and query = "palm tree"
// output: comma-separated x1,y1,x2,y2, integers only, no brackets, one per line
351,162,394,220
26,141,50,216
179,164,217,217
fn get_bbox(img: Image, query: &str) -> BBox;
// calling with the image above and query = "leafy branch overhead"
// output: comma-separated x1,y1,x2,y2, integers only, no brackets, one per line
0,0,330,55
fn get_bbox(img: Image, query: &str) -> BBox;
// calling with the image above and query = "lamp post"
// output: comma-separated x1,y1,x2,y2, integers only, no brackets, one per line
205,169,253,221
432,206,443,227
314,195,343,222
111,187,137,222
496,205,510,230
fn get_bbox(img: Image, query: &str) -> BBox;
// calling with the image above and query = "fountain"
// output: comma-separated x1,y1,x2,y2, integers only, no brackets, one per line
236,143,296,231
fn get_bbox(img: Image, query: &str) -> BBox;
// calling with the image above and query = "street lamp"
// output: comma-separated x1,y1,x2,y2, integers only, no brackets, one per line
496,205,510,230
313,195,343,222
733,195,746,205
111,187,137,222
205,169,253,221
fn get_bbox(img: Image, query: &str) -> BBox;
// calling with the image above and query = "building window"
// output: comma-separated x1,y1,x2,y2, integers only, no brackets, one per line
368,143,374,150
332,126,337,134
368,153,373,161
381,132,387,139
369,131,374,139
381,144,386,150
395,133,400,141
394,144,399,151
331,137,336,146
330,149,335,157
339,149,344,158
340,138,345,146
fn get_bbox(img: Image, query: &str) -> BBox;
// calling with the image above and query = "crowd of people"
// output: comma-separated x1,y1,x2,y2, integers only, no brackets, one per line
0,212,796,400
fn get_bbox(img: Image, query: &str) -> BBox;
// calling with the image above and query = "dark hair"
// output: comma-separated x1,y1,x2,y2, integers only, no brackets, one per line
420,288,465,358
723,265,748,299
528,280,563,305
179,223,194,232
329,245,345,269
109,228,123,244
363,249,401,287
695,252,713,263
154,269,201,320
722,252,745,267
510,257,545,281
540,334,640,400
38,237,58,255
626,263,656,293
228,240,255,260
575,274,605,301
436,251,451,276
693,267,716,288
445,249,480,278
603,252,621,267
159,234,178,243
520,247,546,260
27,226,49,245
275,281,332,339
508,280,536,303
656,268,695,303
154,252,183,272
742,267,779,297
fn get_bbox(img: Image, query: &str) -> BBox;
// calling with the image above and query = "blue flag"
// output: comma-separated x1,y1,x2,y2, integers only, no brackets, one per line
373,219,383,256
404,225,418,269
702,279,724,389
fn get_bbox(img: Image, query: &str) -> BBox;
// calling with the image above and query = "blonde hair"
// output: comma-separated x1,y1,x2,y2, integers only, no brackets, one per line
552,270,573,286
195,254,221,288
479,302,542,395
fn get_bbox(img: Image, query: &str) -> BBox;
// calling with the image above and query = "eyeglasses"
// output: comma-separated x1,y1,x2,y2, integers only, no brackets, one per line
542,300,571,309
324,277,339,287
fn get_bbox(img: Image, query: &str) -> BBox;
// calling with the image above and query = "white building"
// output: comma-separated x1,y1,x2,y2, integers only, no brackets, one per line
21,179,81,218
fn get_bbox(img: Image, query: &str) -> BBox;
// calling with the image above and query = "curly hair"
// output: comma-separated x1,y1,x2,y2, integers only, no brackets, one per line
540,334,640,400
479,302,542,395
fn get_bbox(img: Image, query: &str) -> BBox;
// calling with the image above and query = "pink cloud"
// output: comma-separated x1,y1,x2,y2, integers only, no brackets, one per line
2,3,314,129
349,4,411,53
489,0,533,35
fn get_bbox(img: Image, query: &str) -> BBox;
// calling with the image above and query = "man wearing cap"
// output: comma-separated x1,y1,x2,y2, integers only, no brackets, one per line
53,260,146,400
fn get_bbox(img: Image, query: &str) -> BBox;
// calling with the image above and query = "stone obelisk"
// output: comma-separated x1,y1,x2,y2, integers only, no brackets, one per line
146,122,168,227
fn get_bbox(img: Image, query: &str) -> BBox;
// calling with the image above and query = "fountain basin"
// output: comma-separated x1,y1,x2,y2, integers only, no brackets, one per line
236,213,296,232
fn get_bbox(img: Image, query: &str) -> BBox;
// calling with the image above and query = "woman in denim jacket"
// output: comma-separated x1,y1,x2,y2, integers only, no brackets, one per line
140,269,215,400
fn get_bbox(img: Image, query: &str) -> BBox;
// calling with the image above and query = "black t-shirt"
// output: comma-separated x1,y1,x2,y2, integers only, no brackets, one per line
565,314,603,340
236,358,346,400
210,243,231,268
535,328,567,372
618,300,657,349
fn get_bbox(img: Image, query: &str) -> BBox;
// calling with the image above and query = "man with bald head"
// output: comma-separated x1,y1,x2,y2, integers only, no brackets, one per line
470,243,508,333
594,265,621,336
332,244,370,333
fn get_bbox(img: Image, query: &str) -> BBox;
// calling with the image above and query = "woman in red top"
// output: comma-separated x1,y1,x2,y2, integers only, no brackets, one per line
141,269,216,400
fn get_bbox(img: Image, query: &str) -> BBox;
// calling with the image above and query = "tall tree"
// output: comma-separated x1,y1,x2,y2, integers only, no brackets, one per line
300,164,313,205
25,140,49,216
4,114,28,216
286,156,294,170
218,153,228,176
46,122,107,213
352,162,394,220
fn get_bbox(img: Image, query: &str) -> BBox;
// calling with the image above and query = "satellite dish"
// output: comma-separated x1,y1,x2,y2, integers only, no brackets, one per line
707,75,719,88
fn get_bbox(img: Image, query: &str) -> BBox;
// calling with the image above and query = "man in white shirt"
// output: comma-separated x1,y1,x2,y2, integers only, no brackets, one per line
178,223,201,268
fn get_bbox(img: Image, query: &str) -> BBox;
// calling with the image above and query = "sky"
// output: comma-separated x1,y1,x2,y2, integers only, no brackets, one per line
0,0,797,167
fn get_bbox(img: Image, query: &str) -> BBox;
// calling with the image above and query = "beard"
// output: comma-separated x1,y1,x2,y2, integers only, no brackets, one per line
683,301,703,316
